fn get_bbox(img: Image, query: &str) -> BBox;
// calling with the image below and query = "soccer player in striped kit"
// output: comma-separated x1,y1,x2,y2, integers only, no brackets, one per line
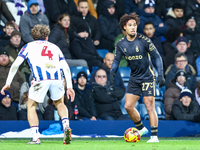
1,24,75,145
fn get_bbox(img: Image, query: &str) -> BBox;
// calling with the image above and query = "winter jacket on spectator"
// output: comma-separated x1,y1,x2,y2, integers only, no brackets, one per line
171,98,200,122
48,24,71,59
165,8,185,29
0,31,10,47
97,0,124,21
43,0,77,27
19,0,49,44
164,0,186,8
72,84,97,119
185,0,200,29
0,102,17,120
98,5,121,43
165,64,197,92
185,28,200,58
138,9,168,37
92,82,124,118
70,11,101,42
0,62,24,102
0,0,15,23
123,0,140,15
164,79,182,120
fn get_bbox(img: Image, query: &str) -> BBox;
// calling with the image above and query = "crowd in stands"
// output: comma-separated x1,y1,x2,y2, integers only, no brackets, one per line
1,0,200,122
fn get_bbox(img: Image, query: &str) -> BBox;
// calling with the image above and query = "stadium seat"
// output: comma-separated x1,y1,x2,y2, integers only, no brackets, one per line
155,101,165,119
138,104,149,120
70,66,91,81
96,49,110,58
118,67,131,82
196,56,200,77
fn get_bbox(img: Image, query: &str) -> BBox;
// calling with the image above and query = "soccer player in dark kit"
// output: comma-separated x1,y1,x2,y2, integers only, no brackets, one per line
110,13,165,143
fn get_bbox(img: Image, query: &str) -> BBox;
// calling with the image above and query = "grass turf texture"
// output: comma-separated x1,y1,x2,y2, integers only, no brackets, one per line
1,137,200,150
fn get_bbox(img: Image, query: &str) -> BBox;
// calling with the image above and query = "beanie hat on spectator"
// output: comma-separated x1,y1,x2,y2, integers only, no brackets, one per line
179,89,193,100
143,0,155,9
175,70,187,81
175,36,187,45
28,0,39,14
77,71,88,81
76,23,89,33
103,0,115,8
0,47,9,57
10,31,22,39
185,15,196,24
172,2,184,10
0,90,11,102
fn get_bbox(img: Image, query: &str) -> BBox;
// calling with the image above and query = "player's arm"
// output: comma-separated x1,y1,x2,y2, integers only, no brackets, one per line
146,40,165,87
1,56,24,95
60,59,75,102
110,43,123,85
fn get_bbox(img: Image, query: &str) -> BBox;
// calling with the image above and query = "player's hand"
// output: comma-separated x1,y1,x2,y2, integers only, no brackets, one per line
90,116,97,121
110,71,116,85
1,84,10,95
67,88,75,102
157,75,165,88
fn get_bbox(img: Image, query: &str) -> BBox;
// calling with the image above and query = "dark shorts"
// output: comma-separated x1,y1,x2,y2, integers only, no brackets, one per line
126,78,155,97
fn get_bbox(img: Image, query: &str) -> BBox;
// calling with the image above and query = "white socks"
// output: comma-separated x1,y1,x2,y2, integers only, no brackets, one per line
62,117,69,130
31,126,39,141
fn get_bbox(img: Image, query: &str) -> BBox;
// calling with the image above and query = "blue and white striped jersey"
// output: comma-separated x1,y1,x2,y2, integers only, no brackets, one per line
19,40,65,81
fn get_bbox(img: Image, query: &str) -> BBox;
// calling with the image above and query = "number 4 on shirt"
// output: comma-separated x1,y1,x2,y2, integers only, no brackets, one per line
41,46,53,60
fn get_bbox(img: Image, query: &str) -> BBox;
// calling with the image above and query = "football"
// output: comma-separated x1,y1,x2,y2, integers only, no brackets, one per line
124,127,141,143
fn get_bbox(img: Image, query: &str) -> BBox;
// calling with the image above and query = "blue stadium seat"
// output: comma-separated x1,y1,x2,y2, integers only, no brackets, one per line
118,67,131,82
70,66,91,81
96,49,110,58
155,101,165,119
196,56,200,77
138,104,149,120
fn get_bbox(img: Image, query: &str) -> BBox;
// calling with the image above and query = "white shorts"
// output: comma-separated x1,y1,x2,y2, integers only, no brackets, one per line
29,80,65,103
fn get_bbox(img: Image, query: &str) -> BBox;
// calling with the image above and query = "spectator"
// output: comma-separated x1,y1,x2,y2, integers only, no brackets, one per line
43,0,77,28
48,13,88,67
70,0,101,46
138,0,168,37
185,0,200,29
171,89,200,122
165,52,197,92
143,21,164,68
97,0,124,21
0,21,15,47
89,53,125,91
19,0,49,44
184,15,200,58
164,36,195,69
70,23,103,71
0,90,17,120
123,0,141,15
18,91,44,120
97,0,121,52
162,27,185,69
195,80,200,106
0,47,24,108
0,0,19,31
92,69,130,120
165,2,185,29
113,30,127,67
164,70,187,120
5,30,31,82
164,0,186,9
72,71,97,120
74,0,98,19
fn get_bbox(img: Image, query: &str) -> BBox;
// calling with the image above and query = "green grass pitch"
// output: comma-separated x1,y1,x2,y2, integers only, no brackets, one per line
1,137,200,150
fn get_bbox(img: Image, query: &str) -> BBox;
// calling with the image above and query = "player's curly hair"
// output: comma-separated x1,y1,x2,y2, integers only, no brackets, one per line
31,24,50,40
119,13,140,31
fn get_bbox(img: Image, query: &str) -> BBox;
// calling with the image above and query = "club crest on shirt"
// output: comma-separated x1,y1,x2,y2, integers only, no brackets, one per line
135,46,139,52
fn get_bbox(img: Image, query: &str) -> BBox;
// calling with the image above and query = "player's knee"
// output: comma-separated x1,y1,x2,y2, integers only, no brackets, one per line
125,103,134,111
145,101,154,112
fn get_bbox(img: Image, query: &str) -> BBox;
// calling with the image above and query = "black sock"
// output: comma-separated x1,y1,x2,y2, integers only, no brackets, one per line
135,120,144,130
151,126,158,136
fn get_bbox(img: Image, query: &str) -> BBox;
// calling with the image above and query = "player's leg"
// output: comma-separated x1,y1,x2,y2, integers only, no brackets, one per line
53,96,71,145
27,98,40,144
124,94,148,136
143,96,159,143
